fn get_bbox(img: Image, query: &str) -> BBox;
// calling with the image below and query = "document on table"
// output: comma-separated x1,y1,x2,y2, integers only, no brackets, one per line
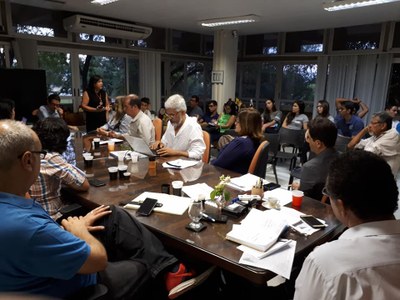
263,188,293,205
162,159,200,170
100,138,123,145
226,209,287,252
239,240,297,279
182,183,213,200
279,207,326,236
109,150,147,160
124,191,191,215
227,173,267,192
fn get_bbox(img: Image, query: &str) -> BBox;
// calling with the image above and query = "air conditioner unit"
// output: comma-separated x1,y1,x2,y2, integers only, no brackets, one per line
63,14,152,40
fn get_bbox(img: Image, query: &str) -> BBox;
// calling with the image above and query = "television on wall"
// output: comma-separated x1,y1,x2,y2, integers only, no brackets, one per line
0,69,47,123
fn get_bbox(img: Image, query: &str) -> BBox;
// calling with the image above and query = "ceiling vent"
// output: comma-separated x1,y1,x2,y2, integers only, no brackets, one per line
63,14,152,40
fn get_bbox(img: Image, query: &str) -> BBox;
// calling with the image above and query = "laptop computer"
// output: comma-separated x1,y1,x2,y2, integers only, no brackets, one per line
125,136,157,157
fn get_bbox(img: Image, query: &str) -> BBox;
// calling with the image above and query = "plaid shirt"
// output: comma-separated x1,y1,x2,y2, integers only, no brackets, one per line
29,152,86,220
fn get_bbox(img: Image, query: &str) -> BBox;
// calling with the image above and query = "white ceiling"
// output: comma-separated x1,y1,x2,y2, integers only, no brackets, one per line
10,0,400,35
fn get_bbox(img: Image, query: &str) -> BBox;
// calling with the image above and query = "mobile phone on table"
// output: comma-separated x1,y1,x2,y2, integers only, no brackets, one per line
88,178,106,187
136,198,158,216
300,215,326,228
263,182,281,191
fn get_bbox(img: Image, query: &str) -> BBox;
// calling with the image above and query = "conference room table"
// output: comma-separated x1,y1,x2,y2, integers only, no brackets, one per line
62,137,345,285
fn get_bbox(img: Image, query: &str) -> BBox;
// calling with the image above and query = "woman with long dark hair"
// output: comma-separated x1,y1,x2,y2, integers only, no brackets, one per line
316,100,334,122
81,75,110,132
261,98,282,133
282,100,309,130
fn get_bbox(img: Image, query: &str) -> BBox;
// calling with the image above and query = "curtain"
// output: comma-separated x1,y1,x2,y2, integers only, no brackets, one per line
139,52,162,113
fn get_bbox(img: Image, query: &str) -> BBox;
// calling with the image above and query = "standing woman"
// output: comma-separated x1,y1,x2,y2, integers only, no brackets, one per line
81,75,110,133
316,100,334,122
282,100,309,130
262,98,282,133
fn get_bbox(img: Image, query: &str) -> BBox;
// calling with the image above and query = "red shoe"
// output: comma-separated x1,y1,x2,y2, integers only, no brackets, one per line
165,263,194,292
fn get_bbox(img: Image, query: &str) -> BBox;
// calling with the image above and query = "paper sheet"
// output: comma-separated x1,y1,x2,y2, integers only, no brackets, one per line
162,159,200,170
239,240,296,279
100,138,123,145
279,207,325,236
124,191,191,215
264,188,293,206
109,150,147,161
227,173,267,192
182,183,213,200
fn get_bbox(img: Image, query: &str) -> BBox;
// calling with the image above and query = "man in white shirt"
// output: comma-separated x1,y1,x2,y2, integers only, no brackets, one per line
151,94,205,160
294,150,400,300
111,94,155,146
347,111,400,176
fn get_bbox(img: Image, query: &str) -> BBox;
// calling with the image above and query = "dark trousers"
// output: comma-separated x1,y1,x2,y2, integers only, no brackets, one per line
94,206,177,299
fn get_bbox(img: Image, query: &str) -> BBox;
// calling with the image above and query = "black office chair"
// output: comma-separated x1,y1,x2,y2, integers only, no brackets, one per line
264,133,280,184
335,134,352,154
275,127,305,171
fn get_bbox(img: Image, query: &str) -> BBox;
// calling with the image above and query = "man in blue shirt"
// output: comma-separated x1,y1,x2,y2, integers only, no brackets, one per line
37,93,64,120
0,120,199,299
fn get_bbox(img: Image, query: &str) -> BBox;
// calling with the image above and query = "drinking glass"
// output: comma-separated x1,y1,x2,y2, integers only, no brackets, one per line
188,199,203,229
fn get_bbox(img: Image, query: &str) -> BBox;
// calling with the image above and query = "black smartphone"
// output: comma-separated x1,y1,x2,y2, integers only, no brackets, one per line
300,215,326,228
263,182,281,191
88,178,106,187
136,198,158,216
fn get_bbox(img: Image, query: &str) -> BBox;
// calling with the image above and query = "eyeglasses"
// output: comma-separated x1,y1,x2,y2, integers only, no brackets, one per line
165,111,179,118
370,121,383,125
322,187,331,198
17,150,47,160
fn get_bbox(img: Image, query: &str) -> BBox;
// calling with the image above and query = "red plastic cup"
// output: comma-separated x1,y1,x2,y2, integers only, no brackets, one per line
292,190,304,207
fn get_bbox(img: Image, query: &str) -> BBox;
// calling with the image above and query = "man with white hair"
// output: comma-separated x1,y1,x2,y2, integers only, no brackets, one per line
151,94,205,160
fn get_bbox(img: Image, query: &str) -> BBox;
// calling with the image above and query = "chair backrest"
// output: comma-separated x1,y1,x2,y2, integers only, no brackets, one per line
264,133,280,156
202,130,211,163
248,140,269,178
335,134,352,153
278,127,305,150
152,117,162,142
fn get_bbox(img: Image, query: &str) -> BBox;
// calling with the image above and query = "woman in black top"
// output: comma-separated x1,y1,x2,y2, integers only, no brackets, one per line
81,75,110,133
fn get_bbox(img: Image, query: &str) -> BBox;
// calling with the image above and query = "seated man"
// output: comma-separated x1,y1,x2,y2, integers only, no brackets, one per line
294,150,400,300
0,119,207,299
37,93,64,120
140,96,155,120
347,111,400,176
188,95,203,119
0,98,15,120
292,117,338,200
151,94,206,160
335,101,364,137
110,94,155,146
29,118,90,221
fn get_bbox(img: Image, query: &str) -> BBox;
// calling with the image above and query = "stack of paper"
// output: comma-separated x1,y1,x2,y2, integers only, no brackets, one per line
227,173,267,192
226,209,287,252
100,138,123,145
182,183,213,200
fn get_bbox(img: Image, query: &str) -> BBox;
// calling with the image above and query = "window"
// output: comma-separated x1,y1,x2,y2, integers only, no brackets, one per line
241,64,258,98
333,24,381,51
281,64,317,101
130,27,166,50
285,30,323,53
38,51,72,96
259,63,277,99
172,30,201,53
79,54,126,99
393,22,400,48
245,33,278,55
128,58,140,94
387,63,400,104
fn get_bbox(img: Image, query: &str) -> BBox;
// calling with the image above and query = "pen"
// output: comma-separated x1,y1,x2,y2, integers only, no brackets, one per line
166,162,181,169
201,213,216,222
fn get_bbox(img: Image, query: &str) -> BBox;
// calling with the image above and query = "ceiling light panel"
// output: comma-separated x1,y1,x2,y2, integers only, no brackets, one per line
323,0,400,12
199,15,260,28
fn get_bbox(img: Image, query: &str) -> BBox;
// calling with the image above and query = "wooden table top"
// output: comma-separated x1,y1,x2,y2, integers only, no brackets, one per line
63,138,344,285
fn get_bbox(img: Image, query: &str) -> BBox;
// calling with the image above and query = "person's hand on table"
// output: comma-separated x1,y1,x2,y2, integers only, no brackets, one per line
150,141,164,150
156,147,176,157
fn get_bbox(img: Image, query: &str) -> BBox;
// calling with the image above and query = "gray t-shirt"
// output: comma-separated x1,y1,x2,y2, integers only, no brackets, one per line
287,114,309,130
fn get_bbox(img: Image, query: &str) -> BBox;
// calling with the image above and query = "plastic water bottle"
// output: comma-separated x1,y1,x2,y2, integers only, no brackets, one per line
249,99,254,108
